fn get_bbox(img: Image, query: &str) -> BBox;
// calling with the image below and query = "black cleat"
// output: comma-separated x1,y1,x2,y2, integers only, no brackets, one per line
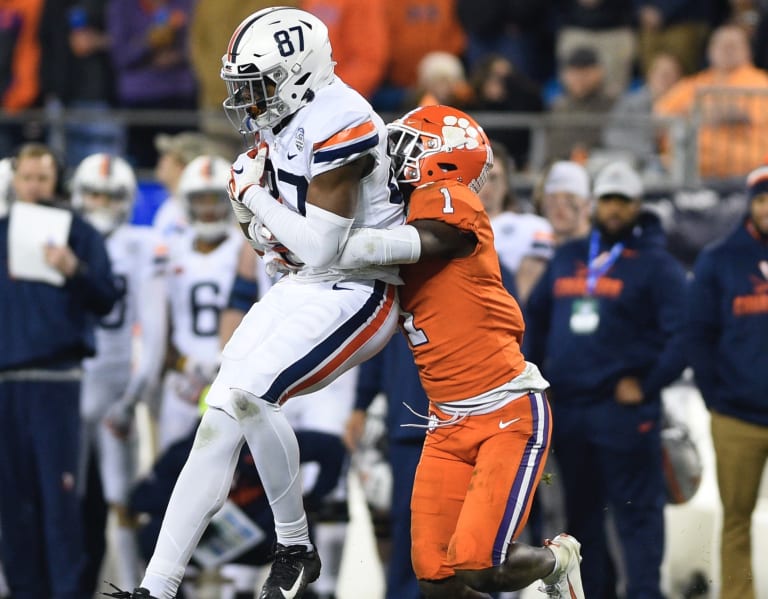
102,582,160,598
259,543,322,598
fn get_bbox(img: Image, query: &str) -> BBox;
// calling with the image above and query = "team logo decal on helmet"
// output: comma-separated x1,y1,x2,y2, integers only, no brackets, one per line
387,105,493,193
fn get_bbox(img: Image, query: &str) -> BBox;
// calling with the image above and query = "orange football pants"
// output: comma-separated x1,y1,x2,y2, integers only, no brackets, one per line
410,391,551,581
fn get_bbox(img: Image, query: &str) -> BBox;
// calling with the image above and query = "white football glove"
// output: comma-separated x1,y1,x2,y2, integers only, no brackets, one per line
228,142,268,202
230,197,254,225
263,248,304,276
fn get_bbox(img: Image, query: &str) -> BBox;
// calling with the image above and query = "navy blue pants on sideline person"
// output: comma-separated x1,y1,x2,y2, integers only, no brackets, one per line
0,378,87,599
552,400,666,599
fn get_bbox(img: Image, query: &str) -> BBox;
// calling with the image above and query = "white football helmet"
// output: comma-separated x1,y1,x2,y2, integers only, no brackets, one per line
177,155,233,241
70,153,137,234
220,6,335,136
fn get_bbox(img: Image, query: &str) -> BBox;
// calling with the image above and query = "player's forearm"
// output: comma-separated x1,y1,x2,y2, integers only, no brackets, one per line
335,225,422,268
243,186,353,268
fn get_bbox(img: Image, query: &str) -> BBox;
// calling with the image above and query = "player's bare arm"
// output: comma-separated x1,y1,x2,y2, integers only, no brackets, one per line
307,154,374,218
410,218,476,260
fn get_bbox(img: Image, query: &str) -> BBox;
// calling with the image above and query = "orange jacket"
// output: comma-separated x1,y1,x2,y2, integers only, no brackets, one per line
302,0,389,99
654,64,768,178
0,0,43,111
385,0,466,89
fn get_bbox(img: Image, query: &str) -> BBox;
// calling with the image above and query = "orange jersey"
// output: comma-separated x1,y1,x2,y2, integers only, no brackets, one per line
399,180,526,402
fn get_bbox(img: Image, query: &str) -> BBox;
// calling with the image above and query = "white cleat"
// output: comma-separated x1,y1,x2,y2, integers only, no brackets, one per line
538,533,585,599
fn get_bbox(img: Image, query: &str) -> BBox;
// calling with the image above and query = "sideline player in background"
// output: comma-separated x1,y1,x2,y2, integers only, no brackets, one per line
70,153,168,591
158,155,240,451
337,105,584,598
108,7,404,599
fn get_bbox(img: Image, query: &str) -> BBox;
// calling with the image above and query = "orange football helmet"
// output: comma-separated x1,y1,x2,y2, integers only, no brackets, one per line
387,105,493,193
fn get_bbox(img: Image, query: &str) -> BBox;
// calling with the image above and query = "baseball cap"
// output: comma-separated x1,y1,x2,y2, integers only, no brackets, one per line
593,161,643,200
746,165,768,200
543,161,590,198
563,46,599,69
154,131,214,165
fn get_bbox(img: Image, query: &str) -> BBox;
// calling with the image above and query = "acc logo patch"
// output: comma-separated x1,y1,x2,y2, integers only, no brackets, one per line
295,128,305,152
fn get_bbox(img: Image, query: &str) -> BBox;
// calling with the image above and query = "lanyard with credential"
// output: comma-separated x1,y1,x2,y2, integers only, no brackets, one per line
586,230,624,296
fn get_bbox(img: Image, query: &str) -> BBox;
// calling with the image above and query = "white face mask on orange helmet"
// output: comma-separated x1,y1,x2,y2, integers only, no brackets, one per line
386,104,493,194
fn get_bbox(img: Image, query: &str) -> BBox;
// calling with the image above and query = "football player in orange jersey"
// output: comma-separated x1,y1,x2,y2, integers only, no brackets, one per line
337,105,585,599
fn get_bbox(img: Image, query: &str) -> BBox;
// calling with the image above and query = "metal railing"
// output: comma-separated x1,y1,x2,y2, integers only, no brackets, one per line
0,99,756,189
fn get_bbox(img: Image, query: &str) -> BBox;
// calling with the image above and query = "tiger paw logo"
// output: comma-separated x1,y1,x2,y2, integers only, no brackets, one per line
441,115,480,150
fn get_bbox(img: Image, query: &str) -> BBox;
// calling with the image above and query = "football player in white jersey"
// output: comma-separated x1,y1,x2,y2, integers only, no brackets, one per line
158,155,241,451
111,7,405,599
71,153,168,590
222,243,357,599
480,142,554,305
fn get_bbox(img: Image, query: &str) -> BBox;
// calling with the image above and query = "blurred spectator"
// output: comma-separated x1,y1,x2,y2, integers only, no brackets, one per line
457,0,555,83
750,2,768,70
0,0,44,156
602,51,684,174
536,160,592,246
524,161,688,599
636,0,714,76
480,141,554,304
106,0,197,168
374,0,466,110
411,51,472,108
0,143,119,599
302,0,389,99
39,0,123,169
151,131,221,239
466,54,544,170
686,165,768,599
554,0,636,98
544,46,615,164
654,24,768,179
189,1,299,148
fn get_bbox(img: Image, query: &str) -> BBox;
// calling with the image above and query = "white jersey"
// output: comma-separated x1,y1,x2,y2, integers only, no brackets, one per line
84,224,168,371
167,229,241,363
152,193,188,240
259,77,405,282
491,212,554,274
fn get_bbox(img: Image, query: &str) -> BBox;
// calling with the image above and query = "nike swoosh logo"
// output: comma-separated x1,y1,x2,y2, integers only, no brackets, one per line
332,282,352,291
280,565,304,598
287,152,297,160
499,417,521,429
233,166,244,174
